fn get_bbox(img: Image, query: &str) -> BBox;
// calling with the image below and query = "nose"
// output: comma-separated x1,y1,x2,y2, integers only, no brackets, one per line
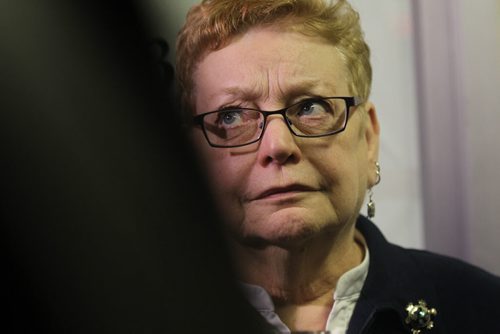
257,116,302,166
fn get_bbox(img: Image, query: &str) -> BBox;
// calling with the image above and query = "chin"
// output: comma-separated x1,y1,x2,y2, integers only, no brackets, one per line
267,225,322,249
241,209,336,249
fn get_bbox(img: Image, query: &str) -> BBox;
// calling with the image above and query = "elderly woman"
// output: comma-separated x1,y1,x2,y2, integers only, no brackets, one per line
176,0,500,333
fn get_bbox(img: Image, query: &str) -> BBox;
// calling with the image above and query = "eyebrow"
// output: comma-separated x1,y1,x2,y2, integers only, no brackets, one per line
220,86,261,100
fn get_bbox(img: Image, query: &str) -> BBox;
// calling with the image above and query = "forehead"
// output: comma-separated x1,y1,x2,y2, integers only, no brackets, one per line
193,26,349,113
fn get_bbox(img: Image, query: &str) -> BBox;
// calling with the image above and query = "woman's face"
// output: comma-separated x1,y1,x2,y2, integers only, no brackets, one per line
192,26,379,248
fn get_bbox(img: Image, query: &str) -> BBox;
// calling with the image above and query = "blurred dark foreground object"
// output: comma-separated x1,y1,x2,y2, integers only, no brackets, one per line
0,1,272,333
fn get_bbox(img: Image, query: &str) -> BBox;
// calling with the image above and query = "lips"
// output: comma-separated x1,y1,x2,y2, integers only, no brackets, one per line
253,184,317,200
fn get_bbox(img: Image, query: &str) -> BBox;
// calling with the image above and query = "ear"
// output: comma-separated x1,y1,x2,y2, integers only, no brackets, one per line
362,101,380,187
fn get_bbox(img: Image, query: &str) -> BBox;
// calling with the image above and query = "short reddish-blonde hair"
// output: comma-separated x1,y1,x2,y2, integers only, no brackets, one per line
176,0,371,114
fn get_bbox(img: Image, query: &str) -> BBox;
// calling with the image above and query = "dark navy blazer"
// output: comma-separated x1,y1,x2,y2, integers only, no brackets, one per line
348,216,500,334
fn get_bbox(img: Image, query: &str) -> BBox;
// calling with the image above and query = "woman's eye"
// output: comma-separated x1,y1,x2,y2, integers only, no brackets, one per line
218,110,242,126
298,101,328,116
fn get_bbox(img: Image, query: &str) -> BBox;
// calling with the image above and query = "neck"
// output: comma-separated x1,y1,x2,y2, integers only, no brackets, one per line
230,225,365,304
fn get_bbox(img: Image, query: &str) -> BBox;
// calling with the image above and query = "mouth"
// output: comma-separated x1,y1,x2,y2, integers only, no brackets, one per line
253,184,317,201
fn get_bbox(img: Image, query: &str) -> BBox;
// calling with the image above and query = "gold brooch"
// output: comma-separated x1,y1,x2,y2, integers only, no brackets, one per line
405,300,437,334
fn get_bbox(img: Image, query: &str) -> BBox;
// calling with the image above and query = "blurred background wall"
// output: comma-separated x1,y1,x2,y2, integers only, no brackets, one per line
145,0,500,275
414,0,500,275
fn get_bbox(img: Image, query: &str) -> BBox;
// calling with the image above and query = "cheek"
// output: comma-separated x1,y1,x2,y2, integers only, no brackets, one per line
191,132,228,182
195,149,255,232
309,134,369,201
354,133,370,186
341,118,371,184
194,142,251,199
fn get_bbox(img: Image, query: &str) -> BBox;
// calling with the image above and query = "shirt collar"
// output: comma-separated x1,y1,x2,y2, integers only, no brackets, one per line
334,230,370,301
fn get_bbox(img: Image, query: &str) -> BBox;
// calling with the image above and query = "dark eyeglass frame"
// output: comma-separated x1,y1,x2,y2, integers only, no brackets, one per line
192,96,363,148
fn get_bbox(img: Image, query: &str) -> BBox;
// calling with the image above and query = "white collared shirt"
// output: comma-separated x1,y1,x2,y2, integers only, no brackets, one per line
240,247,370,334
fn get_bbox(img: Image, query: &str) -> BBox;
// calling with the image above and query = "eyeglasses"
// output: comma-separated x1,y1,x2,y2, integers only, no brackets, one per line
192,96,362,148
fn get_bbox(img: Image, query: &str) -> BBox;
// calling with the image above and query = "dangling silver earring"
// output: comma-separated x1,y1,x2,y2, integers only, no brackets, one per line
367,188,376,219
367,162,381,219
